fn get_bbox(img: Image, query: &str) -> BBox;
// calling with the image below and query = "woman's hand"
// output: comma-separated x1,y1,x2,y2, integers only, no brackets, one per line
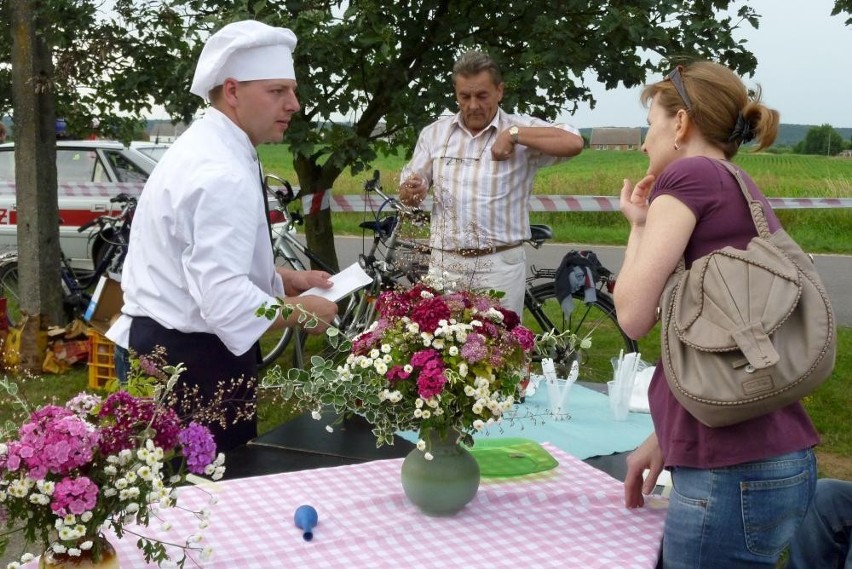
619,175,655,227
624,432,664,509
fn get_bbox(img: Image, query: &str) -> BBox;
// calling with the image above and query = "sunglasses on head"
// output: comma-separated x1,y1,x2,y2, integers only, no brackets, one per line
665,65,693,112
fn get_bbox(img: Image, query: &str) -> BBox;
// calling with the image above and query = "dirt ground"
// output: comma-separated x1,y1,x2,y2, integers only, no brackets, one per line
815,449,852,479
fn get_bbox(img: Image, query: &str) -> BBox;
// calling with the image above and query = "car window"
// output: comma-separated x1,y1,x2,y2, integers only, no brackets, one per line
0,151,13,181
105,151,149,183
138,146,169,161
57,149,99,182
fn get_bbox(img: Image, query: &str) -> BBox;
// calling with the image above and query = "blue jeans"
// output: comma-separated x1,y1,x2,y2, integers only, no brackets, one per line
662,448,816,568
114,344,130,386
787,478,852,569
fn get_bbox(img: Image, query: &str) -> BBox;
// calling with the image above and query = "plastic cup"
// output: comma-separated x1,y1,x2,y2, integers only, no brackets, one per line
607,380,630,421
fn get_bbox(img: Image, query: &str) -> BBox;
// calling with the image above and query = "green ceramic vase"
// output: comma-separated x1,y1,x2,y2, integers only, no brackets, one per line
400,430,480,516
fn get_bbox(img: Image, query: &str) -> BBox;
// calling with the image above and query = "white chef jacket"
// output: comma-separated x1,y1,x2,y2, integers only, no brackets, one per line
107,108,285,356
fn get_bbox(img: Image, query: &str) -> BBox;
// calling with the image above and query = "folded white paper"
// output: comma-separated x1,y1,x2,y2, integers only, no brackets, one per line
299,263,372,302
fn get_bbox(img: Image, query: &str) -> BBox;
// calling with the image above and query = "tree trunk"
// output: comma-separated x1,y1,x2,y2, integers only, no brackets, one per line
294,155,342,274
10,0,63,373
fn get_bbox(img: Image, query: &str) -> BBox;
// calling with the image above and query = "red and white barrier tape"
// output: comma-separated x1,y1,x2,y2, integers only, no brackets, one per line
0,182,848,210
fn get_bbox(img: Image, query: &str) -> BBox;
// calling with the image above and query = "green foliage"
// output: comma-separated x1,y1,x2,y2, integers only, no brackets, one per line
795,124,848,156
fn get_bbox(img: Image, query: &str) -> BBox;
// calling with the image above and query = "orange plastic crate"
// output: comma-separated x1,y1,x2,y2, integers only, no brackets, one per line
87,328,115,389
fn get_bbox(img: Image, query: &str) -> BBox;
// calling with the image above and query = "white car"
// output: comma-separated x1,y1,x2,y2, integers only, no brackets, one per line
130,141,171,162
0,140,156,268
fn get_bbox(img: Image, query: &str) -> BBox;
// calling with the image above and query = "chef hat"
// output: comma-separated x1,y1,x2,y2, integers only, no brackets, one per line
190,20,297,100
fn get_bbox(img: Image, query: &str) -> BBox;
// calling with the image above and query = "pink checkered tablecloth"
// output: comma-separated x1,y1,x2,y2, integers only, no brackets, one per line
101,443,667,568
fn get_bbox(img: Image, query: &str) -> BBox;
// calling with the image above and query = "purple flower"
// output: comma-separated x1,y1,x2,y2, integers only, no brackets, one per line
460,333,487,363
178,423,217,474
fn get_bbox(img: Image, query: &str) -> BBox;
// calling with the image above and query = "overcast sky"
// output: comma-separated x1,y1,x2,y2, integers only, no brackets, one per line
563,0,852,129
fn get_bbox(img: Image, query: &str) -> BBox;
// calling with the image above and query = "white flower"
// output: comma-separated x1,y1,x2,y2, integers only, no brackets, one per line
458,363,468,377
580,337,592,350
421,410,431,419
201,546,214,561
415,398,424,408
413,408,422,418
416,439,426,451
473,419,485,430
403,364,413,373
380,343,392,353
424,452,434,461
20,553,34,563
125,502,140,514
448,345,459,356
373,360,388,374
370,348,381,359
80,541,93,551
67,549,82,558
311,410,322,420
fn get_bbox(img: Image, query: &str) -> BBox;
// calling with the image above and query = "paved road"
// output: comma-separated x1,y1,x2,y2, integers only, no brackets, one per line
332,236,852,327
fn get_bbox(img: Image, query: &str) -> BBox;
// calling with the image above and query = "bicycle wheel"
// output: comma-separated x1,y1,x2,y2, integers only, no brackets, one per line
0,261,22,328
524,280,638,384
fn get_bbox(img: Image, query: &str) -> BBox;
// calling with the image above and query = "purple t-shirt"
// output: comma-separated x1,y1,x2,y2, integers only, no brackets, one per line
647,156,819,469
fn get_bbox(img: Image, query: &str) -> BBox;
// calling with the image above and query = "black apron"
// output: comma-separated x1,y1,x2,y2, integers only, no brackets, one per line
129,317,258,452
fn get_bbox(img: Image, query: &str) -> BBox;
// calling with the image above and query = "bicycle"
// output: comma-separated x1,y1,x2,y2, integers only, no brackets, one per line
520,236,639,384
258,170,636,386
257,170,428,369
0,193,136,328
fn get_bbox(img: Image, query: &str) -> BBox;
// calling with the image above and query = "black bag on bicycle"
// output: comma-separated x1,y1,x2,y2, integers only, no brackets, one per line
554,250,609,318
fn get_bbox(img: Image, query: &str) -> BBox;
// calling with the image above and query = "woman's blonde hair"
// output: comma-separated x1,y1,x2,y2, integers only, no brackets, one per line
640,60,779,159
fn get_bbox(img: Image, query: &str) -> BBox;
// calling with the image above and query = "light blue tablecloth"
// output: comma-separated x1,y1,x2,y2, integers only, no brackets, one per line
399,383,654,460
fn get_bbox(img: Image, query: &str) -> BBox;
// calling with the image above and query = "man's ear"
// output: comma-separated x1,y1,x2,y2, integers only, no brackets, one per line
221,78,240,106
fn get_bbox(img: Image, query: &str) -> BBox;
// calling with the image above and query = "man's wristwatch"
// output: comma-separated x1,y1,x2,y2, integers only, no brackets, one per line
509,125,519,144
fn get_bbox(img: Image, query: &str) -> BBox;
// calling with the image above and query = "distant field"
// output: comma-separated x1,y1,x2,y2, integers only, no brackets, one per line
258,147,852,254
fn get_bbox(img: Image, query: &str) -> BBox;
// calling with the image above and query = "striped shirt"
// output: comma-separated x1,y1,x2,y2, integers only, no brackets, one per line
401,109,579,250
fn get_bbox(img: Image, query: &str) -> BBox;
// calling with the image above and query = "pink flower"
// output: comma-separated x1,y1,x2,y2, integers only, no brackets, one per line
416,359,447,399
512,325,535,351
4,408,98,478
386,365,410,382
410,297,451,333
98,392,181,455
51,476,99,516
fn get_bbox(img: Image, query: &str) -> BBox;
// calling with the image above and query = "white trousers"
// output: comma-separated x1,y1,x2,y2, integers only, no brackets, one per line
428,246,526,317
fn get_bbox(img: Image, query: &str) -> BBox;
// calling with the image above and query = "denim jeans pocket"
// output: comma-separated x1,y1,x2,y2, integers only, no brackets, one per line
741,469,811,556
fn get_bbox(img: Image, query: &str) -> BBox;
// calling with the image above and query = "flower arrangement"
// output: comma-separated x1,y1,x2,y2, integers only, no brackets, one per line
0,356,226,568
262,280,536,453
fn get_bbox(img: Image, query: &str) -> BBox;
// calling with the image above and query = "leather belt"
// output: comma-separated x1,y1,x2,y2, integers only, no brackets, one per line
443,243,522,258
